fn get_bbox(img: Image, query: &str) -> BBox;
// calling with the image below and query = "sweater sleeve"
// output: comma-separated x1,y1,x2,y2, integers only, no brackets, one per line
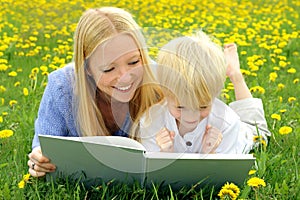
32,67,74,149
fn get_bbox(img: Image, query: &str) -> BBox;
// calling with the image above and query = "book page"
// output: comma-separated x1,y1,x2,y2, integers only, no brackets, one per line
39,135,146,184
40,135,146,151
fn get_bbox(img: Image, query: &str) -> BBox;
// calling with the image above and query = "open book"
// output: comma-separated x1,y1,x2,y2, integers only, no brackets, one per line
39,135,255,189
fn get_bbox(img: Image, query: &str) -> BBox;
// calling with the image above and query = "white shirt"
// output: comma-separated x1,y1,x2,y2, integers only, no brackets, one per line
140,98,248,154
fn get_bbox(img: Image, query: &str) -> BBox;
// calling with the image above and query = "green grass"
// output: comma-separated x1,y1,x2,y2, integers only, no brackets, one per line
0,0,299,199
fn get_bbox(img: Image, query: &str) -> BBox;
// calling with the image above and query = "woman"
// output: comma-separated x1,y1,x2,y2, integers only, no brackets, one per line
27,7,163,177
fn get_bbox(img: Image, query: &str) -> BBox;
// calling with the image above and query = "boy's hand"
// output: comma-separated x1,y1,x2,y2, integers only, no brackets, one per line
156,127,175,152
201,125,223,154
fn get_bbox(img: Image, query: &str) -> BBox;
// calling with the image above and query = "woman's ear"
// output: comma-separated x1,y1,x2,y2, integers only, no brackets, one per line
84,60,93,77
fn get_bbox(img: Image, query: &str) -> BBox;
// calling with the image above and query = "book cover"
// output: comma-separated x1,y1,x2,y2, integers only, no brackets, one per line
39,135,255,188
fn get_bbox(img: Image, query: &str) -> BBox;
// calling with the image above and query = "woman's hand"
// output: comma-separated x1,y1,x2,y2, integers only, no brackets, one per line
155,127,175,152
201,125,223,154
27,146,56,177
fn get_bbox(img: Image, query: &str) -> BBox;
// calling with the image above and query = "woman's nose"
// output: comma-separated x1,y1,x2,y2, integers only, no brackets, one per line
117,65,131,82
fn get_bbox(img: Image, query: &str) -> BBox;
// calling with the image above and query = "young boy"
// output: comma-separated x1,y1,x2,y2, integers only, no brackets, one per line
140,31,270,154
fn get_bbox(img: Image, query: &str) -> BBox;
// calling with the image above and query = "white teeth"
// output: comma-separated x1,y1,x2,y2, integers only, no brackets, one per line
116,85,131,91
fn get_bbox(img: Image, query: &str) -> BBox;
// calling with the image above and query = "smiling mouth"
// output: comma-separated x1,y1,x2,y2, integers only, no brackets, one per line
114,84,132,92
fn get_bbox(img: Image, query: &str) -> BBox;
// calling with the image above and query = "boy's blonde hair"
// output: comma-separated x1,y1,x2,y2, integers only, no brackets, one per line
73,7,162,137
157,31,226,109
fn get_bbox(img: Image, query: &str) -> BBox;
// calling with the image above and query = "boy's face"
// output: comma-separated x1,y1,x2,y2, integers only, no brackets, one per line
166,96,211,133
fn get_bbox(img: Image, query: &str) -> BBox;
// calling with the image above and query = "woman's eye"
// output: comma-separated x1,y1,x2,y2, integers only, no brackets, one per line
128,59,140,65
102,67,114,73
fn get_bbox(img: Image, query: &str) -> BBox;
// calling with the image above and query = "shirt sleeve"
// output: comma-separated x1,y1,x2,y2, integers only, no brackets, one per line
215,117,240,154
32,69,73,149
229,98,271,141
140,103,166,152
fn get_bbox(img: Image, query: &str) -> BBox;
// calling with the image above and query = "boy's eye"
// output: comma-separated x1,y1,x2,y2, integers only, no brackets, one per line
199,106,209,111
176,106,184,109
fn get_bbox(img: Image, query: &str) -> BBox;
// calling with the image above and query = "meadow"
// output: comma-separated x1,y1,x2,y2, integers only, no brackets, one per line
0,0,299,199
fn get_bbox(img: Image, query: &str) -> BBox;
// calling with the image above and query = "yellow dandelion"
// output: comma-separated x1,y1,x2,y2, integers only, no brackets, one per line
227,86,235,90
0,116,3,123
288,97,296,103
240,69,251,75
9,100,17,107
277,83,285,90
1,98,4,105
248,169,256,175
292,51,299,56
241,51,247,55
274,48,282,54
250,86,265,94
278,41,287,48
40,65,48,72
269,72,278,82
279,61,287,67
2,112,8,116
247,177,266,188
261,140,267,147
279,126,292,135
218,189,237,200
0,129,14,138
29,36,37,42
29,74,36,80
0,64,8,71
279,96,283,103
18,180,25,189
23,173,31,182
287,68,296,74
279,109,287,113
253,135,262,142
8,71,17,77
218,182,240,200
221,93,230,100
45,34,50,39
14,81,20,87
293,78,299,84
0,85,6,92
31,67,39,74
42,71,49,76
271,113,281,121
273,66,280,71
23,88,29,96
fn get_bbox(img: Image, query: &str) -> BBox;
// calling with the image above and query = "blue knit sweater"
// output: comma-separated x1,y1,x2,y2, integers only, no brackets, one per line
32,63,130,149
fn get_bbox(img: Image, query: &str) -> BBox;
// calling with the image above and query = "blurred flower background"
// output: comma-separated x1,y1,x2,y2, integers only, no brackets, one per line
0,0,299,199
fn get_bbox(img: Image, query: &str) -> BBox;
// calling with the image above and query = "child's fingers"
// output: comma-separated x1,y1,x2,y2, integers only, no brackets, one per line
160,140,173,151
156,127,174,150
201,126,223,154
169,131,175,139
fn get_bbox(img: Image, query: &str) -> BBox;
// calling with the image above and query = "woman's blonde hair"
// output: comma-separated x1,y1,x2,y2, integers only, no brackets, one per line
73,7,163,138
157,31,226,109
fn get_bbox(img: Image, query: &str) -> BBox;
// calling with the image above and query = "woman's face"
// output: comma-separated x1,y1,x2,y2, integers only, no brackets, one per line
88,34,144,103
